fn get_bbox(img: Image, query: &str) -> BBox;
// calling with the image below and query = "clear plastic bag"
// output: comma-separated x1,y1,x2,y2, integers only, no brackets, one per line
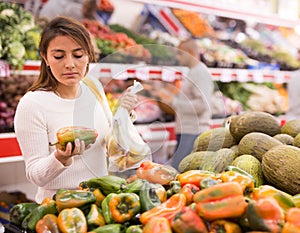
106,81,152,172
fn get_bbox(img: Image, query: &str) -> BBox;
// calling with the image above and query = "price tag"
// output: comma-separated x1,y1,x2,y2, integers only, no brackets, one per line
253,70,264,83
162,68,176,82
220,69,232,82
236,69,249,82
274,72,285,84
110,64,129,80
0,60,10,77
135,67,149,80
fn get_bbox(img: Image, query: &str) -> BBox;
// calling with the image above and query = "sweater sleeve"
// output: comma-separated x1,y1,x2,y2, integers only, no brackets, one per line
14,93,70,187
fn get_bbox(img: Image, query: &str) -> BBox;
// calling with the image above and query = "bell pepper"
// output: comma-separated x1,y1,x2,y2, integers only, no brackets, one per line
251,185,295,213
179,183,200,205
57,207,87,233
125,225,143,233
142,216,172,233
291,193,300,208
50,126,98,150
55,189,96,212
89,223,126,233
21,198,58,232
219,170,255,195
9,202,39,226
35,214,60,233
139,193,186,225
200,177,219,190
246,197,285,233
93,188,106,207
139,180,161,212
86,204,105,231
282,207,300,233
166,180,181,198
136,161,178,185
177,170,217,188
194,181,247,221
102,193,140,224
170,206,208,233
123,178,145,194
209,219,242,233
225,165,257,187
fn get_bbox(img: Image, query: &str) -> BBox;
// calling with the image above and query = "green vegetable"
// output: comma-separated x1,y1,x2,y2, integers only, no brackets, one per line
9,202,39,226
21,198,58,231
139,180,161,212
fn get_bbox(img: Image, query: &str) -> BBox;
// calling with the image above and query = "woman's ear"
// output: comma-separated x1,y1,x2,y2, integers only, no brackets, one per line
40,52,48,65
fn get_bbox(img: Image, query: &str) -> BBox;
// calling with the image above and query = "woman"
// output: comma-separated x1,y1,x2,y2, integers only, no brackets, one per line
14,16,137,203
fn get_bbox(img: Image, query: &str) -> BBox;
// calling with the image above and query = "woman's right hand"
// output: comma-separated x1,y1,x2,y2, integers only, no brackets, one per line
54,139,85,166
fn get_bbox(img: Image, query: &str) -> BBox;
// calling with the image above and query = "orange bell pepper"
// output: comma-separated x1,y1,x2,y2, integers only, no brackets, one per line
170,206,208,233
143,216,172,233
177,170,217,188
219,170,254,195
246,197,285,233
136,161,178,185
57,207,87,233
282,207,300,233
209,219,242,233
179,183,199,205
194,181,247,221
139,193,186,225
251,185,295,213
35,214,60,233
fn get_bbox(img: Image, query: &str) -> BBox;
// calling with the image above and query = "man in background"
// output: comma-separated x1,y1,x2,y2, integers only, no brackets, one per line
157,38,214,170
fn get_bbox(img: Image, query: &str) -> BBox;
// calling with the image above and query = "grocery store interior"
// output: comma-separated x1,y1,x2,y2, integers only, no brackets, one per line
1,0,300,226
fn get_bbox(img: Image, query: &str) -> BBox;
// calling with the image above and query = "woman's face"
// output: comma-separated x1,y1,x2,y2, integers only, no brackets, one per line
44,35,89,87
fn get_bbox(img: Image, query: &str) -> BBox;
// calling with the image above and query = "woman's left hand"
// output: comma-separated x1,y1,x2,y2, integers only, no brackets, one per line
119,87,138,112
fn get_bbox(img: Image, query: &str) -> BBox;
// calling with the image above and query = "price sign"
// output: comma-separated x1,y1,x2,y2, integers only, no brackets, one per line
220,69,232,82
162,68,176,82
236,69,249,82
135,67,149,80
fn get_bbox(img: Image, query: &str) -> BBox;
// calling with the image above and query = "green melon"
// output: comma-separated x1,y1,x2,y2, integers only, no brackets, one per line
238,132,282,162
262,145,300,195
281,119,300,137
201,148,235,173
193,127,236,152
178,151,215,173
229,111,281,142
231,154,264,187
273,133,294,145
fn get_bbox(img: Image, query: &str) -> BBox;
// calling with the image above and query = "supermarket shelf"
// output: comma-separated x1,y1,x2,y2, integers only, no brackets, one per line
130,0,300,28
5,61,293,83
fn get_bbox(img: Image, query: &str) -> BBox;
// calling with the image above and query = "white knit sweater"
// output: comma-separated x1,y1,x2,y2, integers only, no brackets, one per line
14,77,112,203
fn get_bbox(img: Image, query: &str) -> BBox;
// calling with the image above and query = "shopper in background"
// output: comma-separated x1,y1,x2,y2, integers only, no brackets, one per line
14,16,137,203
157,38,214,170
286,69,300,120
39,0,85,21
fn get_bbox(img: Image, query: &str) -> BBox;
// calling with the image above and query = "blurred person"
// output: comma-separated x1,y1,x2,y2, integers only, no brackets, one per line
286,69,300,120
14,16,137,203
39,0,97,21
157,38,214,170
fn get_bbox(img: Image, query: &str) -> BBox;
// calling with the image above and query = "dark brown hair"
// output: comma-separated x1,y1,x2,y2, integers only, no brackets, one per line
28,16,95,92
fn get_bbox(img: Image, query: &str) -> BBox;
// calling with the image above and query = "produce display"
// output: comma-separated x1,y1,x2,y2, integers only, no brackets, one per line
5,110,300,232
0,2,41,69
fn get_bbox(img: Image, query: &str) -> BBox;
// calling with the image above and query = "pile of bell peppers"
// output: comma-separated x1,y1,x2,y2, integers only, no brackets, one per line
8,161,300,233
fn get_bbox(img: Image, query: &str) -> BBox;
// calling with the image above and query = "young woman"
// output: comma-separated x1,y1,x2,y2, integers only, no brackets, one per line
14,16,137,203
